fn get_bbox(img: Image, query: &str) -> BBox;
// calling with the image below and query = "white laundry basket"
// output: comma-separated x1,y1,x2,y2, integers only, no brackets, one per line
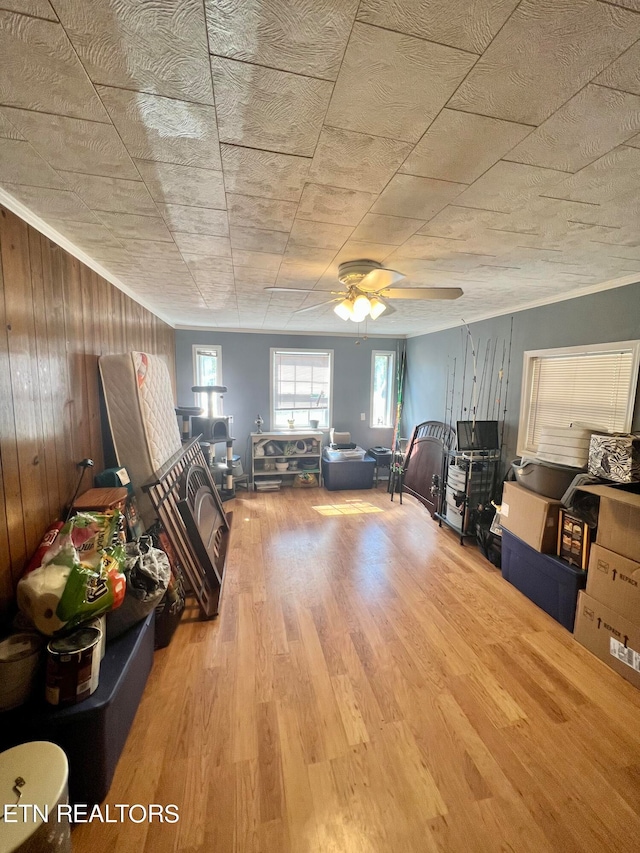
0,741,70,853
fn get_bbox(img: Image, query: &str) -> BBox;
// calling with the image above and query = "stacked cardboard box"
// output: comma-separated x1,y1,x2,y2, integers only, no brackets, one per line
500,483,586,629
573,486,640,689
500,482,561,553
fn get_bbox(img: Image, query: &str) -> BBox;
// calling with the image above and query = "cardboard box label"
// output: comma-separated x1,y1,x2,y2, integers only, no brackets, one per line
501,502,509,518
610,637,640,673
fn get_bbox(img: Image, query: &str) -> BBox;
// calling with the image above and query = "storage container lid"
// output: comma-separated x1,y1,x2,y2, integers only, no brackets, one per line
0,741,68,851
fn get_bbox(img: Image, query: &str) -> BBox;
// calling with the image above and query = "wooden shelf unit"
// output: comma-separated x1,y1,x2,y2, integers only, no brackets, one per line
250,431,324,489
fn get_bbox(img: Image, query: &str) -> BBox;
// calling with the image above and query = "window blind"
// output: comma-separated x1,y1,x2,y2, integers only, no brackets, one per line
525,348,635,451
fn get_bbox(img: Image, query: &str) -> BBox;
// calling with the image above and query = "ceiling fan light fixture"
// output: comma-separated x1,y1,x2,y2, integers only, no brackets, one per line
368,296,386,319
334,298,354,321
351,293,371,322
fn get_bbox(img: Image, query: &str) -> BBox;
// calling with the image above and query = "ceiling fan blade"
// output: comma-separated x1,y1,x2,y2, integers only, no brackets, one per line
264,286,338,294
294,298,341,315
360,267,406,291
381,287,464,300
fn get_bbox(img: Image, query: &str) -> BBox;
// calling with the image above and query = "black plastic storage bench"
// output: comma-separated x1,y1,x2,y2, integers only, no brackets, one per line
501,530,586,630
322,455,376,491
0,611,155,805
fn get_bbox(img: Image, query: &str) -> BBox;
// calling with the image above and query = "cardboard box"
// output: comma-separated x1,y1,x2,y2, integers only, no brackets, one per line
573,591,640,690
588,433,640,483
586,543,640,626
500,482,561,553
578,485,640,562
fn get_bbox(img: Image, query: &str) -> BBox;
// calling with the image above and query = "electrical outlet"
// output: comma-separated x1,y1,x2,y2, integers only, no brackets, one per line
360,412,366,421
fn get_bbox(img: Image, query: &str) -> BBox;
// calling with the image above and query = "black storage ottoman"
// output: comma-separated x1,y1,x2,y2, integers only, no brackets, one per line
322,455,376,491
501,530,586,630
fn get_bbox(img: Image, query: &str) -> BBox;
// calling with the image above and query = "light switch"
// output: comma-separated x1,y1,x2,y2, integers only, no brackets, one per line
361,412,366,420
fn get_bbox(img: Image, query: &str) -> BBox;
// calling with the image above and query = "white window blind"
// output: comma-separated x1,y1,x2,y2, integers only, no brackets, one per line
271,348,332,429
520,343,639,455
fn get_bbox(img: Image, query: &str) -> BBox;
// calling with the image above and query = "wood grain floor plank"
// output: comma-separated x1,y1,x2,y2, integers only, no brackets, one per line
68,488,640,853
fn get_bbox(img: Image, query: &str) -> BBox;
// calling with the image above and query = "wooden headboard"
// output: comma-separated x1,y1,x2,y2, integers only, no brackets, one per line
402,421,456,518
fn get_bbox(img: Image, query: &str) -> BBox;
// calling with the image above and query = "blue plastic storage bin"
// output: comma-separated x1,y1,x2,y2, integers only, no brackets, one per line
501,529,586,630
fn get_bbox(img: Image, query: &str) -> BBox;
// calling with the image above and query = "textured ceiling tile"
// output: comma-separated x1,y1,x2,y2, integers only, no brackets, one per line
390,234,488,262
211,56,332,156
1,184,96,221
325,23,476,143
0,112,23,140
156,203,229,236
371,174,467,219
449,0,640,125
356,0,519,53
47,219,124,253
97,86,221,171
96,211,173,241
505,85,640,173
60,171,157,215
400,110,533,184
601,0,640,10
288,219,353,250
332,241,397,265
297,183,377,226
275,262,323,288
283,244,336,266
2,2,58,20
232,249,283,272
454,161,569,213
309,127,413,193
0,137,66,188
626,132,640,149
350,213,425,245
52,0,213,104
117,239,183,260
416,205,537,238
130,257,193,277
595,41,640,96
134,160,225,209
4,108,138,179
230,226,289,254
234,266,277,288
220,144,309,202
545,145,640,204
183,254,234,279
172,232,232,258
0,11,108,121
204,0,358,80
226,194,297,231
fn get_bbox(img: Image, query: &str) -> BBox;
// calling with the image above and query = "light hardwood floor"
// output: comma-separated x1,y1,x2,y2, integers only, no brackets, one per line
72,486,640,853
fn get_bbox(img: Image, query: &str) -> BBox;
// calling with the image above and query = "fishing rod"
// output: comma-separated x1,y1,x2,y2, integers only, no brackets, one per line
499,317,514,460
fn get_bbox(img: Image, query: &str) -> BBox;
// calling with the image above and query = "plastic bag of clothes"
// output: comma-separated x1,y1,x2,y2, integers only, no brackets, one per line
148,522,186,649
106,536,171,640
17,512,127,636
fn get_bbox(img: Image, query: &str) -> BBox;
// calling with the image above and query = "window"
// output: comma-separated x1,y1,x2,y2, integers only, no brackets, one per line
193,345,222,414
517,340,640,456
371,351,395,428
271,348,333,430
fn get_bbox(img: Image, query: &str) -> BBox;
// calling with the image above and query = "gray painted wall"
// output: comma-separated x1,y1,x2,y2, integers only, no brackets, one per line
403,281,640,474
175,330,401,467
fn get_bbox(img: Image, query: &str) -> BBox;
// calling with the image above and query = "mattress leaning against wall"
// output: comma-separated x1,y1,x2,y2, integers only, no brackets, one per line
99,352,182,527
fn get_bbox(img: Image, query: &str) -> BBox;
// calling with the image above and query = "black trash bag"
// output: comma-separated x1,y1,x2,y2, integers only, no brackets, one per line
475,505,502,569
106,536,171,640
147,521,187,649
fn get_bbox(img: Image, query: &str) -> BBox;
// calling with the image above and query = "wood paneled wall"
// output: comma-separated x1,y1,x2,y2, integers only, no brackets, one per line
0,206,175,623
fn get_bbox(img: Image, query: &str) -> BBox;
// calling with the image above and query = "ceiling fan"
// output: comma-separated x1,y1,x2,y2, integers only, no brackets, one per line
264,260,463,321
